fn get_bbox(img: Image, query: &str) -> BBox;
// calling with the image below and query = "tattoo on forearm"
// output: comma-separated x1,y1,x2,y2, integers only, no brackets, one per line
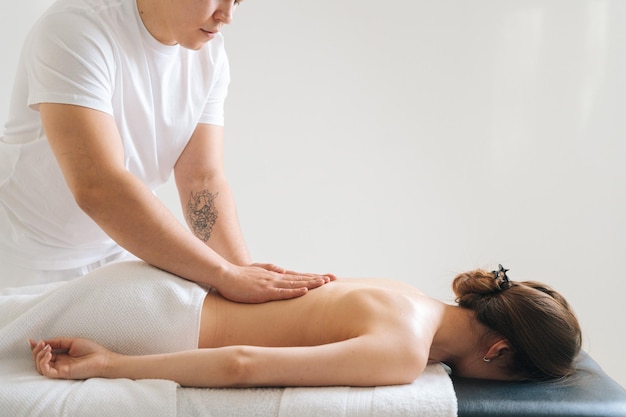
187,190,219,242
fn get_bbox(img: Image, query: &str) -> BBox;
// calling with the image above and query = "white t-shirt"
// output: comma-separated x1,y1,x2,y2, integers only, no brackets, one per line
0,0,230,271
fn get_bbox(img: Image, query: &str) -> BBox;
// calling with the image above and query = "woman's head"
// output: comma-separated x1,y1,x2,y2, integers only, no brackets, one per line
452,265,582,381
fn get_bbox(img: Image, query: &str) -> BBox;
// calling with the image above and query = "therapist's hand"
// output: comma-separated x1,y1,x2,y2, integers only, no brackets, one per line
215,263,335,303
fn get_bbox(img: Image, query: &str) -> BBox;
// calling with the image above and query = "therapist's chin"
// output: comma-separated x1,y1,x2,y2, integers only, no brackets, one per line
178,34,213,50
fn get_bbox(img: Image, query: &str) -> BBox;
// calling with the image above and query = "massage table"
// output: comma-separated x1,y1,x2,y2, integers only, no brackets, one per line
452,351,626,417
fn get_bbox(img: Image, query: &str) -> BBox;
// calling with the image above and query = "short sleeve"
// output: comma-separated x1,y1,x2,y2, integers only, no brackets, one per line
197,41,230,126
25,10,116,115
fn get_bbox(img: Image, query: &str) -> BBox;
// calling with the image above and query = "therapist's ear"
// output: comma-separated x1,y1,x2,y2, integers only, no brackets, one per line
483,339,513,362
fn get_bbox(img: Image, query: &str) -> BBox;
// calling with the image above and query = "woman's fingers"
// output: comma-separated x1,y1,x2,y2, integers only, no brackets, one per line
30,340,45,374
35,343,51,375
29,339,65,378
39,346,51,375
39,338,73,352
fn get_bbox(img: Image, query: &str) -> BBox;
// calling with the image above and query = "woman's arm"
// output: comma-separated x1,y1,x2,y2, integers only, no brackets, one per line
31,334,425,387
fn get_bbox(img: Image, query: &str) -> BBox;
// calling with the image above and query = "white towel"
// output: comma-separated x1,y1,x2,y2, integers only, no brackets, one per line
0,261,206,417
280,364,456,417
176,364,457,417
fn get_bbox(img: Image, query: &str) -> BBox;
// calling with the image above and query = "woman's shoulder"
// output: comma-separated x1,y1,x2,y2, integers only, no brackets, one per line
330,277,442,334
326,278,432,324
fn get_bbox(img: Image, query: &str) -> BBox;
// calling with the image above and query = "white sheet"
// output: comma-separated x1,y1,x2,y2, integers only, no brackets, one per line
0,261,206,417
0,261,458,417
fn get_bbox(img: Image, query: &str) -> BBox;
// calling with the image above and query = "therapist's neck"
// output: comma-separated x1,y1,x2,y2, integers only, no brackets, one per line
136,0,178,46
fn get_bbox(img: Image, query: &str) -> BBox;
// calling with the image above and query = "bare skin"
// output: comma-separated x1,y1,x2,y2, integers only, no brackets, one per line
30,278,518,387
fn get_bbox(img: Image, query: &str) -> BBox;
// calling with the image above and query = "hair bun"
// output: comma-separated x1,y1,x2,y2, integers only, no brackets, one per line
451,268,582,381
452,269,502,308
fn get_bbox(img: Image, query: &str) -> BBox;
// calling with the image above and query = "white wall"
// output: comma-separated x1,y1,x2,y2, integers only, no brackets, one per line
3,0,625,388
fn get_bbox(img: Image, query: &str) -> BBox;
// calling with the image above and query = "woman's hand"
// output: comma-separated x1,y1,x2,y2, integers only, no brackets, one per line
29,338,115,380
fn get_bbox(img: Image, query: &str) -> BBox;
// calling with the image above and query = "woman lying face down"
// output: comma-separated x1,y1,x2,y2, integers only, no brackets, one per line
30,265,582,387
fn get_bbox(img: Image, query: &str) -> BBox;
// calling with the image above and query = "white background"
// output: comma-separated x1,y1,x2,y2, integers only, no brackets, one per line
2,0,624,388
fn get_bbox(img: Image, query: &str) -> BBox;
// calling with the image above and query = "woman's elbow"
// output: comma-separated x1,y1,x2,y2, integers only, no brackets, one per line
395,351,427,385
219,346,258,387
366,349,426,386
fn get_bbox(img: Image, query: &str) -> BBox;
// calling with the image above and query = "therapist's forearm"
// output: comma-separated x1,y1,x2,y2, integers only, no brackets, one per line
180,176,251,266
75,169,230,286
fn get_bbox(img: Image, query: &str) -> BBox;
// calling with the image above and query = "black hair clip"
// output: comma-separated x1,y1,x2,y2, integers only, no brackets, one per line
492,264,511,290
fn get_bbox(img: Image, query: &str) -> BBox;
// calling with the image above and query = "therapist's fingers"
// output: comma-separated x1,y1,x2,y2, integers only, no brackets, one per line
267,274,330,296
219,264,335,303
281,269,337,282
253,263,336,283
284,271,336,285
252,263,287,273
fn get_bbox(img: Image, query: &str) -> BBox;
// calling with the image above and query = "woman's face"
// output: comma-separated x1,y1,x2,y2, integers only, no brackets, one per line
154,0,240,49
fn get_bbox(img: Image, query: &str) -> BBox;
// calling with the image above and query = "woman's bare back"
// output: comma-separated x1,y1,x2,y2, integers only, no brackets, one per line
199,277,440,352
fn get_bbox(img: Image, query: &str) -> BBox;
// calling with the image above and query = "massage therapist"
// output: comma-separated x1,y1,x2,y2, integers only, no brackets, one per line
0,0,333,298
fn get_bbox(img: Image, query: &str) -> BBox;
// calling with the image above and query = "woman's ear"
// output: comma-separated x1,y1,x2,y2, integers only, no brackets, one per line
483,339,513,362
